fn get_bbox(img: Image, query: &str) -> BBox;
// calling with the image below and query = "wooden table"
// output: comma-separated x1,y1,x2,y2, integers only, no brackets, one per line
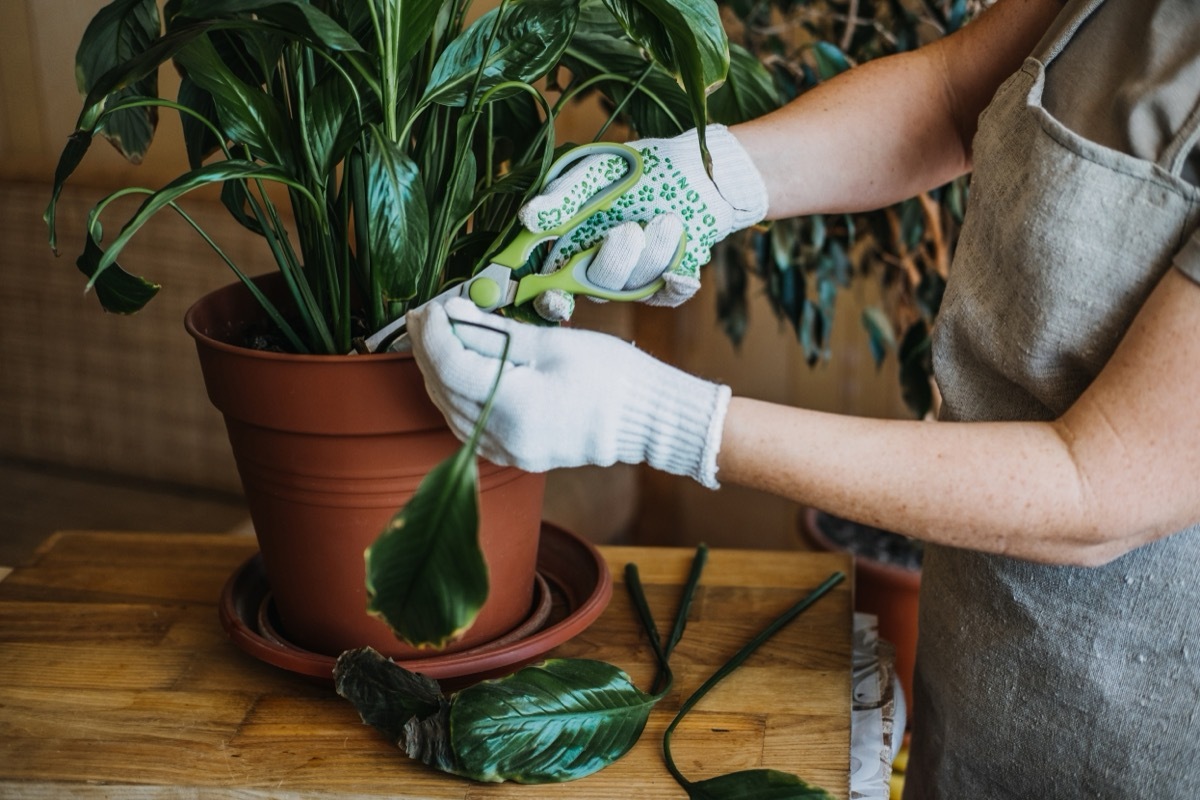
0,531,853,799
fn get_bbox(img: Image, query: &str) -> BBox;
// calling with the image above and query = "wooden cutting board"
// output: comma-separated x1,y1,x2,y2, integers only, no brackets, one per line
0,531,853,798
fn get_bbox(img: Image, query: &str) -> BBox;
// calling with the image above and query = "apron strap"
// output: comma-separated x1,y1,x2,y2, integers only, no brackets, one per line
1161,102,1200,178
1032,0,1107,66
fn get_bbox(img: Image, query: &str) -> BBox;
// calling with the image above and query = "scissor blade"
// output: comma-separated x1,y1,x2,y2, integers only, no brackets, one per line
353,312,412,354
350,266,521,354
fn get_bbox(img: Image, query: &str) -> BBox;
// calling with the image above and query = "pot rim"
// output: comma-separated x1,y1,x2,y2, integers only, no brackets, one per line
183,274,413,364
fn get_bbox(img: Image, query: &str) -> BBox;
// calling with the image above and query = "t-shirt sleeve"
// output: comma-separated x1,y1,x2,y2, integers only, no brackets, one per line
1174,227,1200,285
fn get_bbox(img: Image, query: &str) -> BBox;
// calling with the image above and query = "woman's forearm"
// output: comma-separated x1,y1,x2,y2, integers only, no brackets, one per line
716,269,1200,568
731,0,1062,219
717,399,1106,564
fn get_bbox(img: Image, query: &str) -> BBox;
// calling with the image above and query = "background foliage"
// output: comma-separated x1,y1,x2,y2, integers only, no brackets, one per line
712,0,988,418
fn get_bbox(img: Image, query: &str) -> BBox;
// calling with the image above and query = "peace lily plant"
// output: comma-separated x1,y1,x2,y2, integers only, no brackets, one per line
47,1,780,653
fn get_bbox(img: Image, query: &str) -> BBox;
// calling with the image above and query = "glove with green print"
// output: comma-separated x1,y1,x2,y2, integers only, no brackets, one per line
518,124,769,321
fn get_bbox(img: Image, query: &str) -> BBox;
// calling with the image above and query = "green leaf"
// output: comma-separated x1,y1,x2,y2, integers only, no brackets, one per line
362,127,430,307
898,320,933,419
74,0,161,163
474,90,546,171
687,769,836,799
601,0,728,164
172,35,293,166
450,659,658,783
74,19,228,137
304,72,360,177
76,229,161,314
45,131,95,251
708,43,782,126
447,124,480,228
173,0,363,52
374,0,444,67
860,305,895,367
364,442,486,649
423,0,580,108
90,161,306,282
177,75,223,168
563,16,691,138
810,41,850,81
219,180,265,235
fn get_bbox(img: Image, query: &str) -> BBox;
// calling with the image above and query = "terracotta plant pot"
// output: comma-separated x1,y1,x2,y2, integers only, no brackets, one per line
185,274,545,659
798,508,921,720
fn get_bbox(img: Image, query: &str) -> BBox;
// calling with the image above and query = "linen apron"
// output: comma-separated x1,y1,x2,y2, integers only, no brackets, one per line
905,2,1200,798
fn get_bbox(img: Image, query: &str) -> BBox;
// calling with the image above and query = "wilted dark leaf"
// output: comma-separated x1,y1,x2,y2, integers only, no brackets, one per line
74,0,161,163
75,230,161,314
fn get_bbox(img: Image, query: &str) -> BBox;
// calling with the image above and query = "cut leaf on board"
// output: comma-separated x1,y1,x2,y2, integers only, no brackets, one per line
333,648,659,783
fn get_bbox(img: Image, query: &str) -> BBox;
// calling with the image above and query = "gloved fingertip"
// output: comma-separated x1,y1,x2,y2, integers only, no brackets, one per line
624,213,685,291
452,319,511,360
644,272,700,308
442,296,489,320
643,212,685,240
534,289,574,322
586,222,646,291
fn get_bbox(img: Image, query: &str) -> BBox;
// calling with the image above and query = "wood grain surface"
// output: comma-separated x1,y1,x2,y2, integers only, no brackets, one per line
0,532,853,799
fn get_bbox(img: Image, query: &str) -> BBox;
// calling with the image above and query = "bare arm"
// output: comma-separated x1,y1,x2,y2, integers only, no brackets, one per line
731,0,1063,219
717,270,1200,567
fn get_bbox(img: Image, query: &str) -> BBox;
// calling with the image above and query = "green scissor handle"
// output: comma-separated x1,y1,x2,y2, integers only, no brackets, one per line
511,241,676,305
487,141,684,305
491,142,643,271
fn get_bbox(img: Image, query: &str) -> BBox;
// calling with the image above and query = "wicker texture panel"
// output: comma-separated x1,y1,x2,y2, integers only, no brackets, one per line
0,181,271,493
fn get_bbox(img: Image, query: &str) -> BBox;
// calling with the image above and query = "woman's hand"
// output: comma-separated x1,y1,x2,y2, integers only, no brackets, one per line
518,125,768,321
407,297,732,488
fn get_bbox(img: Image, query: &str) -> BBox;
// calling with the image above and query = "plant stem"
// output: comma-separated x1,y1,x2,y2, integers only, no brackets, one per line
653,543,707,695
623,563,674,698
662,571,846,790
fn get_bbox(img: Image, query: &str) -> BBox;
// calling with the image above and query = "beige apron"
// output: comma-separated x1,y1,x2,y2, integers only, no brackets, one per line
906,2,1200,797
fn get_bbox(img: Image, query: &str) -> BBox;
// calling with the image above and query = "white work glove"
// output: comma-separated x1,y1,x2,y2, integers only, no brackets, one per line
519,124,768,321
407,297,733,489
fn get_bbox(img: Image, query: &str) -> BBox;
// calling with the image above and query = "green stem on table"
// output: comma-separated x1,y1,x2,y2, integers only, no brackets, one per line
662,571,847,792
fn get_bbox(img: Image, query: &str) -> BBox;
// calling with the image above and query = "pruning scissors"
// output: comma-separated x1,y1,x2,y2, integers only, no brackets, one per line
355,142,685,354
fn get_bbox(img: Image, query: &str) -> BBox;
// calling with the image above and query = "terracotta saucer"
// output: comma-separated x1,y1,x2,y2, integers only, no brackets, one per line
256,571,555,658
218,522,613,686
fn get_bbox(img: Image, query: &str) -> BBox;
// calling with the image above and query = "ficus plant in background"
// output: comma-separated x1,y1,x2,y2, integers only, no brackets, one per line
49,0,778,649
711,0,987,418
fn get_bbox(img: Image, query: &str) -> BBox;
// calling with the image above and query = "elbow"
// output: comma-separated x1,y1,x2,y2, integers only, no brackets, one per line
1042,419,1143,568
1066,539,1135,569
1065,520,1183,568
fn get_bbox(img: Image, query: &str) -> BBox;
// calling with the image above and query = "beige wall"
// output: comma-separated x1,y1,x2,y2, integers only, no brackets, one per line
0,0,909,547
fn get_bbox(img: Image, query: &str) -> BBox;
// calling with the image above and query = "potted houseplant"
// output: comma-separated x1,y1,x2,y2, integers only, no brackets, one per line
46,0,752,659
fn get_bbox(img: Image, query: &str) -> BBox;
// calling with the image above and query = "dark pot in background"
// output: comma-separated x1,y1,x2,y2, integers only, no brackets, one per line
186,274,545,659
798,507,921,721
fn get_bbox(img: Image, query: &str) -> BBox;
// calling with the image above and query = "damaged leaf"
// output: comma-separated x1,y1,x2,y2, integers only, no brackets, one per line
334,648,658,783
